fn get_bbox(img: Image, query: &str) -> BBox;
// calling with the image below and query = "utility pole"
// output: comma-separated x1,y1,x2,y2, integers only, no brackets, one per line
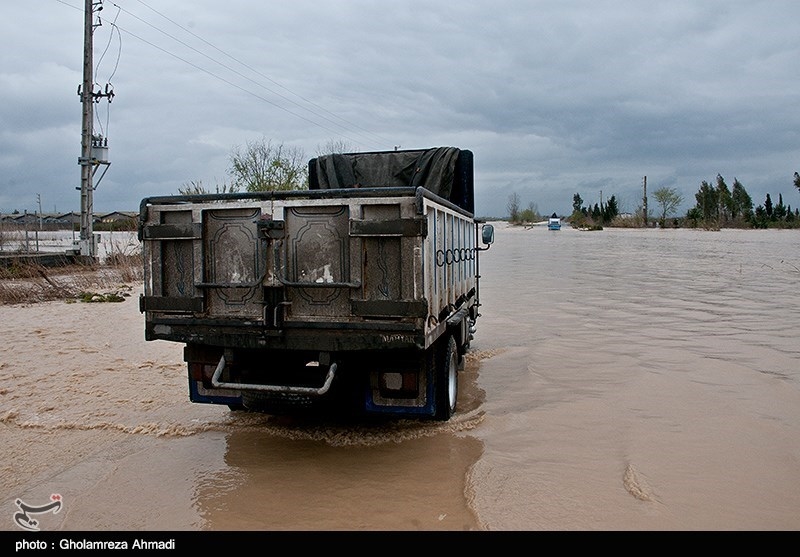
642,176,648,227
77,0,112,259
78,0,96,258
599,189,603,221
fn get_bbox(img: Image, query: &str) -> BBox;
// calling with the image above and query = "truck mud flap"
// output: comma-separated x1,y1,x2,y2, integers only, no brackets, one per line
210,354,336,396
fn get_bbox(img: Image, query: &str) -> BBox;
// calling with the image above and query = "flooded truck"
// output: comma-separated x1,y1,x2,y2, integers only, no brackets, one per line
138,147,494,420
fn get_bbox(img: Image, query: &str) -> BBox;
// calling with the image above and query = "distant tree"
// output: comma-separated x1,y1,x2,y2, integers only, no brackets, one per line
316,139,356,156
569,193,586,226
652,187,683,226
764,193,773,217
685,206,702,228
794,172,800,194
695,180,719,228
730,179,753,223
507,192,521,222
716,175,733,224
773,193,787,221
178,180,239,195
178,180,206,195
229,137,307,192
753,205,768,228
603,195,619,224
518,201,540,223
572,193,583,213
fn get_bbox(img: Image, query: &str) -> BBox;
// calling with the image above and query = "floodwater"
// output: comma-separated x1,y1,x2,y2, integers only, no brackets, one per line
1,223,799,531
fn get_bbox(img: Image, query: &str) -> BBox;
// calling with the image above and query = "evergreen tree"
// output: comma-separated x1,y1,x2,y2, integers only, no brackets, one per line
572,193,583,214
774,194,787,221
730,179,753,222
685,206,702,228
570,193,586,227
695,180,719,228
716,175,733,225
753,205,768,228
604,195,619,223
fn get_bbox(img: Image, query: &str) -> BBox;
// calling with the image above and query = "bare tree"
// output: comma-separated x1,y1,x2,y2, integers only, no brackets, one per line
507,192,521,222
229,137,307,192
316,139,357,156
178,180,239,195
653,186,683,226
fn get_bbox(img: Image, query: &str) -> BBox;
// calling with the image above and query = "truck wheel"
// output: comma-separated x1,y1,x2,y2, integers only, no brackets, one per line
434,336,459,421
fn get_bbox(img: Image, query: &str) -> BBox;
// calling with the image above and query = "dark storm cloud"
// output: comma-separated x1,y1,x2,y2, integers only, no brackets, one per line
1,0,798,218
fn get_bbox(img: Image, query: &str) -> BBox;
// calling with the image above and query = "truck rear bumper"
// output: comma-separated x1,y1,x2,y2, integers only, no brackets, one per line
145,319,426,352
184,343,438,419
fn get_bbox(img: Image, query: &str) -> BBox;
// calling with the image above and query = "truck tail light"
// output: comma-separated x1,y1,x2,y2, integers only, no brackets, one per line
379,371,418,398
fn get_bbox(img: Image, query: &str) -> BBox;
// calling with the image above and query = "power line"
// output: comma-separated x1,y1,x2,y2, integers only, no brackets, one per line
109,21,370,145
132,0,393,148
95,4,122,83
54,0,391,149
105,1,392,149
94,5,122,139
53,0,118,140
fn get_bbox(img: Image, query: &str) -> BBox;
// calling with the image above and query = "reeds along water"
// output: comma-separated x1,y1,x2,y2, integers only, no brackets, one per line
0,230,142,304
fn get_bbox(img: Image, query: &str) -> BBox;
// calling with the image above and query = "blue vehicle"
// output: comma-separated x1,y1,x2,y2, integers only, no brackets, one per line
548,213,561,230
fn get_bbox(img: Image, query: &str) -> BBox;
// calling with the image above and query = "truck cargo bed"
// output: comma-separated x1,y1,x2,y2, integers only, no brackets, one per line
139,147,493,420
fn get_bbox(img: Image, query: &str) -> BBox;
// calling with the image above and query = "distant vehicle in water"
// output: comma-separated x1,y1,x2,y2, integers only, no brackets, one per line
548,213,561,230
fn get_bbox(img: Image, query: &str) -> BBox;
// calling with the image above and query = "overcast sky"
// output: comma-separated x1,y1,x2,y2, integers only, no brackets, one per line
2,0,799,219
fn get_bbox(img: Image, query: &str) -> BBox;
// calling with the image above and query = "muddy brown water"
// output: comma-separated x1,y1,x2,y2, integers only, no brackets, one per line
2,223,799,531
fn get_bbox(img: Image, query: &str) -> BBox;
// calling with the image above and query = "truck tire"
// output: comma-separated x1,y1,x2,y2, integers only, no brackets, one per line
434,335,459,421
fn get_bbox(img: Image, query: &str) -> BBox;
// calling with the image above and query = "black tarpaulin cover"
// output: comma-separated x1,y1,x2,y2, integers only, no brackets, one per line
308,147,474,213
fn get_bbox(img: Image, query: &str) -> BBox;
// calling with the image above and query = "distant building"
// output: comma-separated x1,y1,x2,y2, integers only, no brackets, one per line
54,212,82,226
0,211,101,229
99,211,137,224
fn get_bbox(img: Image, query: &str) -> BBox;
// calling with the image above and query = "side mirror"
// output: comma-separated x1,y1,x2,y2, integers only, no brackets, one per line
481,223,494,246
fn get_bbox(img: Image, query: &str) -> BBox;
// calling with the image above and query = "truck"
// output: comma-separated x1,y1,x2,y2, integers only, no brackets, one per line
138,146,494,421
